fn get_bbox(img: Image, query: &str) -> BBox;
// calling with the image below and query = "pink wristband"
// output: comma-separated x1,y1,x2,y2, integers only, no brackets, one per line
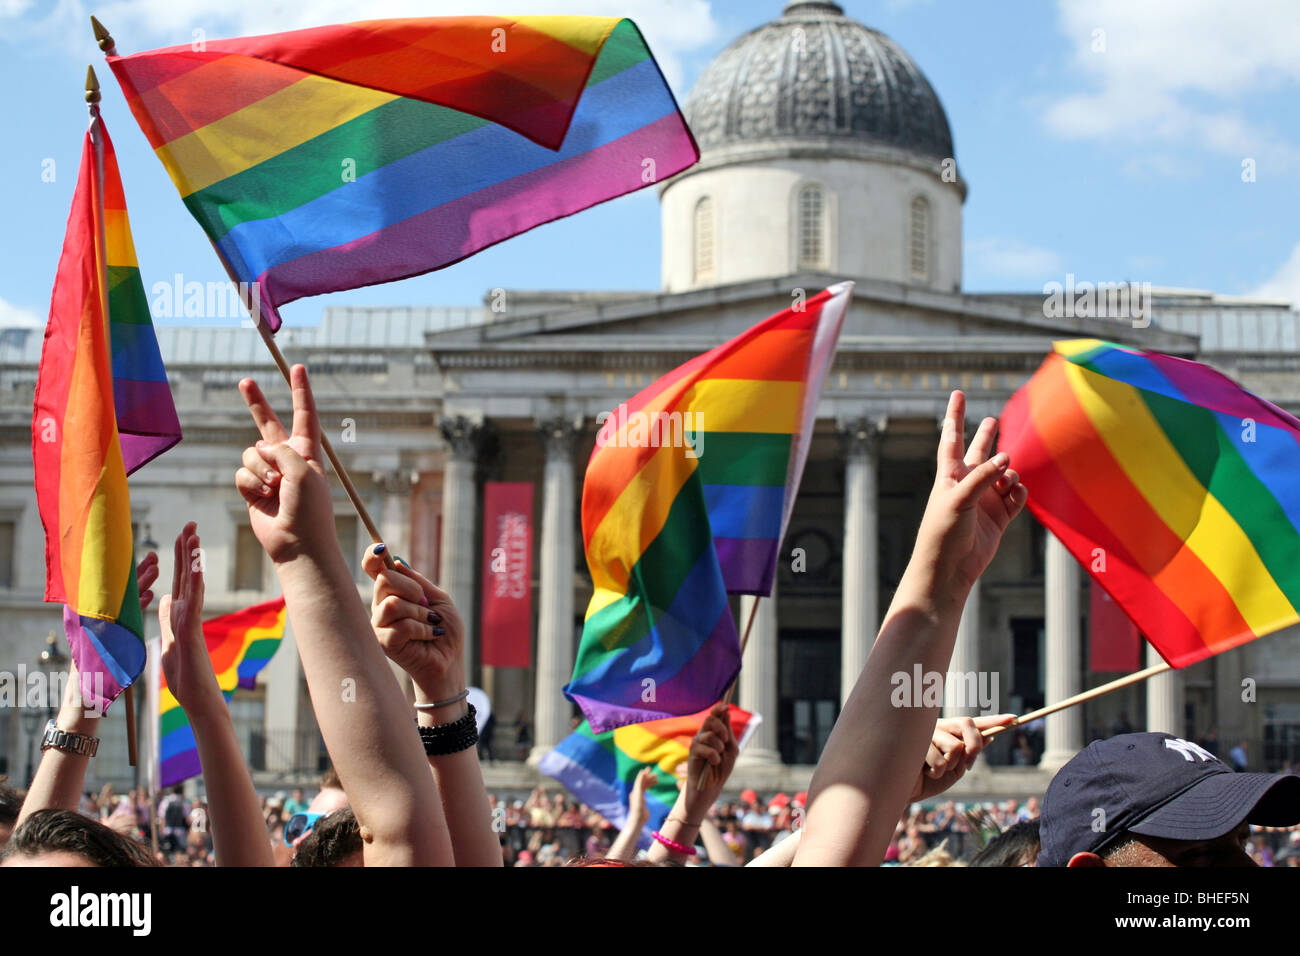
651,830,696,856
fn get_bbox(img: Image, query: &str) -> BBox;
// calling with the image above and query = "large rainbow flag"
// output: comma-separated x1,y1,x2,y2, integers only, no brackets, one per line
539,705,760,851
105,16,698,330
567,283,853,731
32,108,181,713
160,597,286,787
999,339,1300,667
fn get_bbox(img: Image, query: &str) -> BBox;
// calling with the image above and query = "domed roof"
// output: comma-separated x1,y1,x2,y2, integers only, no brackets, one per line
683,2,954,162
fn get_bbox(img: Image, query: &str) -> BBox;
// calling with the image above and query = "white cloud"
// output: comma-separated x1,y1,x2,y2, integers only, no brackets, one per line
965,237,1063,283
0,295,42,328
16,0,719,92
1045,0,1300,172
1248,243,1300,306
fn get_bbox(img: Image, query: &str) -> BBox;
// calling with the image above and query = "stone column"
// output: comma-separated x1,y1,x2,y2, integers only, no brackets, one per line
1146,642,1185,736
438,417,483,687
736,586,781,765
1041,532,1083,770
839,417,884,708
946,581,982,717
374,469,414,562
529,417,582,764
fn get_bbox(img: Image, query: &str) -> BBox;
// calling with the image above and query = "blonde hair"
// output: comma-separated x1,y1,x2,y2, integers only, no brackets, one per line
902,839,965,867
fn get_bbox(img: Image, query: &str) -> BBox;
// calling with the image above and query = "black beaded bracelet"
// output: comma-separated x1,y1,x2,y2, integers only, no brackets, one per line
418,703,478,756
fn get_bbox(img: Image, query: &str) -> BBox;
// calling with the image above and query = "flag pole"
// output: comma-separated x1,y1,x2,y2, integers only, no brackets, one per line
90,17,396,573
86,61,138,767
695,596,762,790
981,659,1172,740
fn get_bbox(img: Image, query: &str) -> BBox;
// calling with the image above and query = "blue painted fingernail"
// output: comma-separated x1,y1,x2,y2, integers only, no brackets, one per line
432,627,445,636
428,612,441,624
373,543,386,555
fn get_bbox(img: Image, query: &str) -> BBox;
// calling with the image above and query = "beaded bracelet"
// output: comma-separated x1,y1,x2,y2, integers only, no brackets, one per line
418,703,479,756
651,830,696,856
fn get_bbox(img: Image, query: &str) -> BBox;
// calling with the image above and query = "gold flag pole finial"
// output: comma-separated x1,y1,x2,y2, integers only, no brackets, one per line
85,64,101,105
90,15,117,56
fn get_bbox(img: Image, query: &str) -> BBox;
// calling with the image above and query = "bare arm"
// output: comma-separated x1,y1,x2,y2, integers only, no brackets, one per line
605,767,654,862
18,554,158,825
236,368,452,866
646,702,737,864
699,818,741,866
159,522,272,866
793,391,1027,866
362,548,501,866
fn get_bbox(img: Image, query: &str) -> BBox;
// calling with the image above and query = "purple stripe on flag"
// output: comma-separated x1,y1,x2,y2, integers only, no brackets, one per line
161,749,203,789
257,114,696,328
63,607,140,713
714,536,779,596
114,378,183,474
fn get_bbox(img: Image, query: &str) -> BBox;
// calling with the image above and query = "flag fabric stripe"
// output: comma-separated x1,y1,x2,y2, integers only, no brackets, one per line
540,705,760,850
999,339,1300,668
159,598,285,787
567,284,852,730
108,16,697,330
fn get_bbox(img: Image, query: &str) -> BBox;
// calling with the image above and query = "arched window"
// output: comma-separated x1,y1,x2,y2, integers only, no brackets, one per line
909,196,930,281
693,196,715,282
797,184,826,269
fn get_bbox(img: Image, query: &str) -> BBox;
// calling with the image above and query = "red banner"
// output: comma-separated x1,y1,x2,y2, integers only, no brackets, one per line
480,482,533,668
1089,579,1143,672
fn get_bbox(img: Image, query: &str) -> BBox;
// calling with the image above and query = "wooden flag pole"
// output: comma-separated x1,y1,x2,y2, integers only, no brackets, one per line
86,61,137,767
981,660,1173,740
88,18,395,574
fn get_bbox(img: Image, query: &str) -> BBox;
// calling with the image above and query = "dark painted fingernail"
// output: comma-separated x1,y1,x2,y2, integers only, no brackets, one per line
432,627,445,636
373,543,386,555
428,612,441,624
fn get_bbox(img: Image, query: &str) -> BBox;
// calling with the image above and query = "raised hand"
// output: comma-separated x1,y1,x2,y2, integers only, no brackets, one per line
684,703,739,822
159,522,222,713
234,366,336,565
910,713,1016,802
136,551,159,612
628,766,656,828
361,546,464,700
915,390,1027,590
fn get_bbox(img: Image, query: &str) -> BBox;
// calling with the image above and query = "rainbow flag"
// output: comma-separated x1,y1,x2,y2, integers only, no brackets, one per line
999,339,1300,667
160,597,286,787
105,16,698,330
32,109,181,713
568,283,853,731
539,705,761,851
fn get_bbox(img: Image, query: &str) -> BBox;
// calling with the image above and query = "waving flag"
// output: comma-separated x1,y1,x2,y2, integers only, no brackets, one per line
567,283,853,731
540,705,761,851
32,108,181,713
160,597,286,787
999,339,1300,668
105,16,698,330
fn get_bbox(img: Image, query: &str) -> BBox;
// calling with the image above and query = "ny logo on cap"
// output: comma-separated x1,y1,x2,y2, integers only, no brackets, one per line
1164,738,1217,763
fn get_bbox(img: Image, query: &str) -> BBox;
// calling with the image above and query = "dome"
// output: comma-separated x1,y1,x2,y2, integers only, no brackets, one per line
683,1,955,163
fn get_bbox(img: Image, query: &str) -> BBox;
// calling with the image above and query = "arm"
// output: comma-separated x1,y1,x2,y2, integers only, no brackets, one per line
646,702,737,863
745,827,800,867
699,817,741,866
605,767,654,862
793,390,1027,866
158,521,273,866
235,367,451,866
361,547,501,867
18,554,158,824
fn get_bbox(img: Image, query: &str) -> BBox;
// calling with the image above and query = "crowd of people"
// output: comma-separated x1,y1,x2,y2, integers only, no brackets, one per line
2,372,1298,868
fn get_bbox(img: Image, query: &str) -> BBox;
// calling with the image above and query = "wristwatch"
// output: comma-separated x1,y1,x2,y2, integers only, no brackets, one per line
41,719,100,757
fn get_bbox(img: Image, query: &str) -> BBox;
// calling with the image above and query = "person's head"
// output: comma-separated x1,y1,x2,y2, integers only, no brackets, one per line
290,807,363,867
292,788,304,802
307,783,348,816
1038,732,1300,867
1,810,159,867
0,782,23,849
969,819,1040,867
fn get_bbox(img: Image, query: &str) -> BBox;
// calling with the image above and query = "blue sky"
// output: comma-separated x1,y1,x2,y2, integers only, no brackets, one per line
2,0,1299,328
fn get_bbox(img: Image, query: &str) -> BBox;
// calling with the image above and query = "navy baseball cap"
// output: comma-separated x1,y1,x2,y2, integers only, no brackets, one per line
1038,732,1300,867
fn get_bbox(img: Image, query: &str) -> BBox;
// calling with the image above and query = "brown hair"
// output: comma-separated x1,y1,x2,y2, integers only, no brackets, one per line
2,809,159,867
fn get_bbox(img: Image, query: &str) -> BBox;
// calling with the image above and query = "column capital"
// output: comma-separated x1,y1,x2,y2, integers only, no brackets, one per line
536,415,585,460
836,415,887,459
438,415,485,462
370,467,417,495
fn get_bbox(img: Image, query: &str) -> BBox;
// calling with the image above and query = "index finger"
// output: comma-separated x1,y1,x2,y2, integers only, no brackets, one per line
289,364,321,456
238,378,290,444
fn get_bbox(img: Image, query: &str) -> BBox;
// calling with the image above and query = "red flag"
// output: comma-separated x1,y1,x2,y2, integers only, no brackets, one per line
480,482,533,667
